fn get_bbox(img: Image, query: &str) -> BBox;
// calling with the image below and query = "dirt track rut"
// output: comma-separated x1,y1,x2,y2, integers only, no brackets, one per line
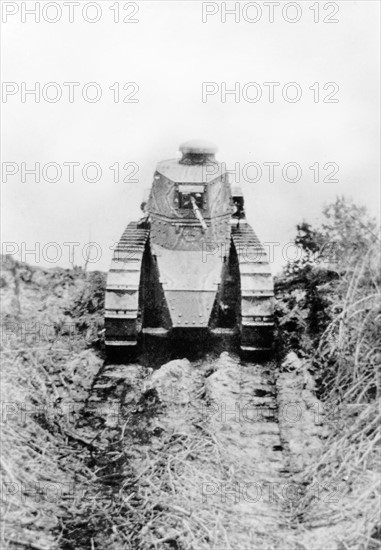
60,351,330,550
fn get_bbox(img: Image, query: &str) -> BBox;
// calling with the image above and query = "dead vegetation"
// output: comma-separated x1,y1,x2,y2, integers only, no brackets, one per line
275,197,381,549
297,244,381,549
0,259,106,549
1,196,380,550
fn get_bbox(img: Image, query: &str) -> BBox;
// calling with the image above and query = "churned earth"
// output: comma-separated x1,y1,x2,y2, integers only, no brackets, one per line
0,257,372,550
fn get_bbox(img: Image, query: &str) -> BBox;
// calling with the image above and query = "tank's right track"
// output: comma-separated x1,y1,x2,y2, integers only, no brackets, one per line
105,222,150,347
231,223,274,351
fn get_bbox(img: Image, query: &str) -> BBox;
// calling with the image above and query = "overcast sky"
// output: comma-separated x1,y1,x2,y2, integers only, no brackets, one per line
1,0,380,273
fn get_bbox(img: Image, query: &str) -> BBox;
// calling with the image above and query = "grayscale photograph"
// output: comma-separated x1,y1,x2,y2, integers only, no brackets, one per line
1,1,380,549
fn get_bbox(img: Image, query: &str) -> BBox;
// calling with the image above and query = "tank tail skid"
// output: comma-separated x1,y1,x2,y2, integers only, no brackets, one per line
105,222,150,348
231,224,274,352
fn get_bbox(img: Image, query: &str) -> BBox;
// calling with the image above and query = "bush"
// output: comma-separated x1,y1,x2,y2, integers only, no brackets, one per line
276,197,381,548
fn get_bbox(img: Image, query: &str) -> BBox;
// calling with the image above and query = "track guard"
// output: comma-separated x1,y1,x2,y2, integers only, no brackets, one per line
231,224,274,352
105,222,150,348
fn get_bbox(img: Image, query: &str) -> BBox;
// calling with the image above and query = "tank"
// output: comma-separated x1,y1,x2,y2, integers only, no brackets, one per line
105,140,274,353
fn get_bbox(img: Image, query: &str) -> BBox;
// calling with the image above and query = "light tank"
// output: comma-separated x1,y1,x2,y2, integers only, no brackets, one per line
105,141,274,354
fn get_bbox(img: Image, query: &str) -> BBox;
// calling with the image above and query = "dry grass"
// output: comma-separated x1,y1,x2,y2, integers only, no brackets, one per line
2,210,380,550
1,346,81,550
294,244,381,549
0,259,105,550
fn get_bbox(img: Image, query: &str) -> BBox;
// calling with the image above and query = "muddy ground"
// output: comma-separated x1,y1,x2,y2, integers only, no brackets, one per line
0,257,377,550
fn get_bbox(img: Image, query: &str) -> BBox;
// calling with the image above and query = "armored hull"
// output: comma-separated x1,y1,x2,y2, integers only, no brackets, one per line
105,141,274,353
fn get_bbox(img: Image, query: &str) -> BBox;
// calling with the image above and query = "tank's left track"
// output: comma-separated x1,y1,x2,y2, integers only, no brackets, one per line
105,222,150,348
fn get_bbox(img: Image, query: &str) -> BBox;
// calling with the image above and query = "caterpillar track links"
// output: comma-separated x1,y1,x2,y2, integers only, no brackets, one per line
105,141,274,355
